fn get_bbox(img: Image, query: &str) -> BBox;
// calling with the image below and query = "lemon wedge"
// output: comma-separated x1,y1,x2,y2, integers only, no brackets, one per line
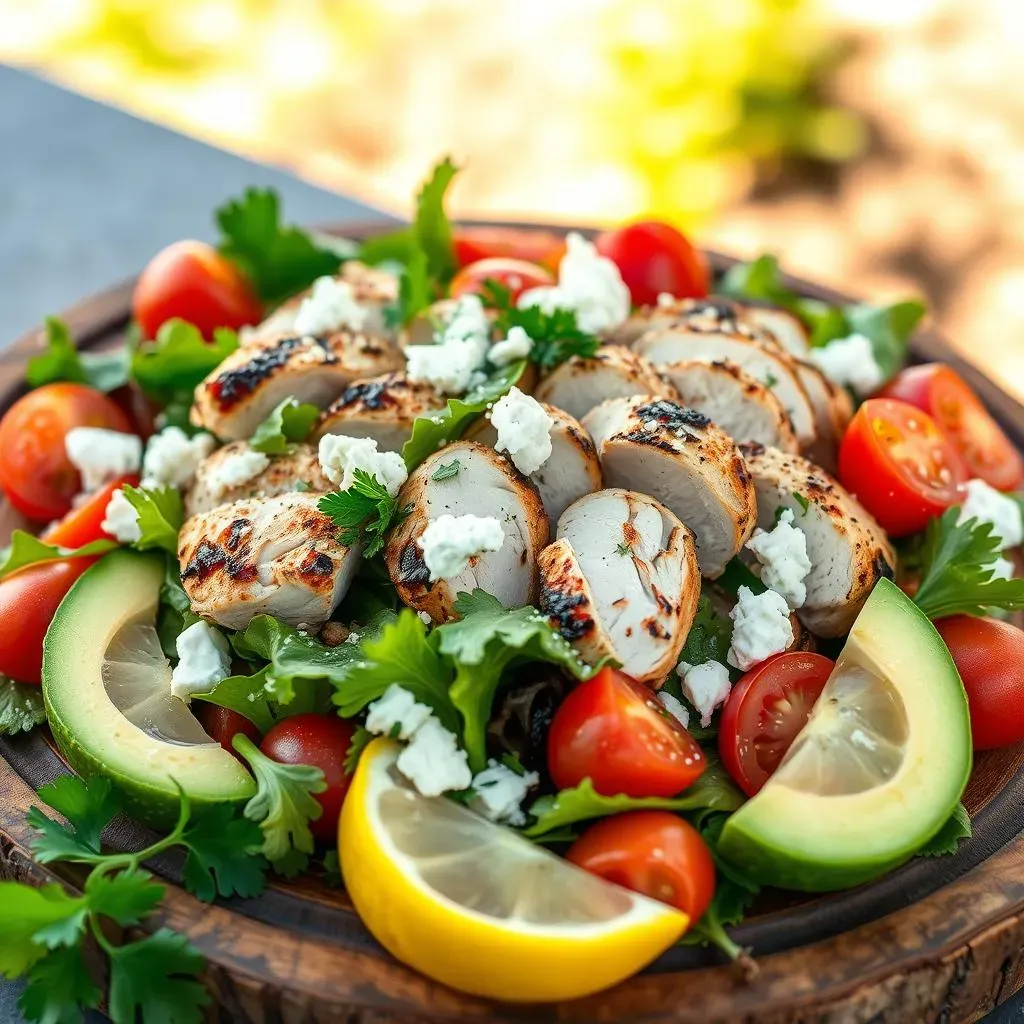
340,738,687,1002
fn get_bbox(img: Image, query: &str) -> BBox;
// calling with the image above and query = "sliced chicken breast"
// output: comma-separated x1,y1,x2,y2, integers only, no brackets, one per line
185,441,332,517
605,295,748,348
658,359,799,452
538,489,700,683
179,493,359,631
533,345,679,422
384,440,548,622
191,330,403,441
311,372,446,451
467,403,603,531
795,360,855,473
739,442,895,637
583,396,757,579
741,303,810,358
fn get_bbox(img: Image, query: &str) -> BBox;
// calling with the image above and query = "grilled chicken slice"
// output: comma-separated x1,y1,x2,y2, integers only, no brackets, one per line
533,345,679,422
583,396,757,578
632,299,817,446
658,359,799,452
740,442,895,637
179,493,360,631
185,441,332,517
467,403,603,531
311,372,446,451
741,303,810,358
191,330,403,441
538,489,700,683
384,440,548,622
794,361,855,473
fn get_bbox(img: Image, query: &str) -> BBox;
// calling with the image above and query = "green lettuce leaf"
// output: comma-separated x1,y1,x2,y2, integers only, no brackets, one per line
248,396,319,454
0,531,115,581
121,485,183,554
917,802,972,857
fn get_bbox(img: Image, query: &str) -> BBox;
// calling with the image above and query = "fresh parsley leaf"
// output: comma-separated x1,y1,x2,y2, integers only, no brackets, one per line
0,531,116,581
677,596,733,668
216,188,342,306
26,316,129,393
249,396,320,454
30,776,121,858
191,668,276,734
431,458,461,482
615,541,631,556
344,725,374,775
0,677,47,736
716,558,766,599
19,944,100,1024
0,884,88,976
84,869,165,926
917,802,972,857
130,318,238,400
121,485,183,554
913,508,1024,619
180,804,268,901
318,469,406,558
322,850,343,888
793,491,810,515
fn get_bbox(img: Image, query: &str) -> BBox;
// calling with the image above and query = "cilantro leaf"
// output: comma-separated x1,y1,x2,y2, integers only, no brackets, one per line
130,318,239,400
0,531,116,580
26,316,129,393
0,884,88,976
107,928,209,1024
431,458,461,482
31,776,121,857
344,724,374,775
677,595,733,668
0,676,47,736
438,590,600,772
121,485,183,554
180,804,268,902
19,944,100,1024
249,396,320,454
917,802,972,857
191,668,276,734
84,869,165,926
216,188,342,306
318,469,406,558
912,508,1024,619
232,734,326,868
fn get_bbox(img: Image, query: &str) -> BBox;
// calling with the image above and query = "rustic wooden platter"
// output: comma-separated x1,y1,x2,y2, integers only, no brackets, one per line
2,223,1024,1024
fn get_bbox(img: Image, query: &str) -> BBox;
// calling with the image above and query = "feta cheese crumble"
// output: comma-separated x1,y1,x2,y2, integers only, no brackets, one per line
417,514,505,582
211,449,270,496
727,585,794,672
396,718,472,797
170,621,232,701
318,434,408,497
657,689,690,729
365,684,434,740
958,478,1024,549
808,334,883,397
490,387,554,476
142,427,217,489
488,326,533,367
293,275,368,336
517,232,631,334
678,662,732,727
406,294,492,395
656,292,677,308
469,759,539,827
745,508,813,608
65,428,142,492
100,487,141,544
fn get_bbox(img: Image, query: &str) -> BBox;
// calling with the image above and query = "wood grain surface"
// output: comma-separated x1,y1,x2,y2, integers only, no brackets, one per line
2,226,1023,1023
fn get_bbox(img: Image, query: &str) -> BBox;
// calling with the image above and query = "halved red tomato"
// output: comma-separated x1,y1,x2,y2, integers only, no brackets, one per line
718,652,835,797
41,474,139,548
453,227,565,273
837,398,969,537
449,257,554,304
881,364,1023,492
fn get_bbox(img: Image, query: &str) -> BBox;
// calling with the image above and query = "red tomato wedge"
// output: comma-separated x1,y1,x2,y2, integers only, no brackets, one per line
882,363,1024,492
838,398,969,537
449,257,554,304
453,227,565,273
41,474,139,548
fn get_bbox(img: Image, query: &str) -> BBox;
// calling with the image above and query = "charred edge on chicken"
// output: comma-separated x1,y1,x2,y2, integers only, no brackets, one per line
539,583,594,641
635,400,712,432
210,335,306,408
181,538,257,584
336,377,393,410
396,539,431,586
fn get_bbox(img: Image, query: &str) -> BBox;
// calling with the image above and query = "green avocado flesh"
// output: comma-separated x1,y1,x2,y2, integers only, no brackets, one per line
41,550,255,828
719,578,972,892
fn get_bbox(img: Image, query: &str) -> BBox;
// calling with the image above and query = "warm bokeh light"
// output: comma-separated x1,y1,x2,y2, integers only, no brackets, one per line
1,0,1022,400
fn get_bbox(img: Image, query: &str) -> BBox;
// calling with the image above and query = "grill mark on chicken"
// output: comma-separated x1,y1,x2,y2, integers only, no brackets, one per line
625,430,684,455
303,550,336,575
226,518,249,552
210,335,305,409
539,584,594,640
635,400,712,432
338,377,392,410
397,540,431,585
180,540,226,582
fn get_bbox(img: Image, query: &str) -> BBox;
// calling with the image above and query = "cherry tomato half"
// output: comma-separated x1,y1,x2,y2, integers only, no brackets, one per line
449,257,554,304
547,667,705,798
718,653,835,797
0,383,134,522
595,220,709,306
882,364,1023,492
935,616,1024,750
196,704,264,756
133,240,262,341
838,398,968,537
453,227,566,273
261,713,356,841
567,810,716,920
40,474,139,549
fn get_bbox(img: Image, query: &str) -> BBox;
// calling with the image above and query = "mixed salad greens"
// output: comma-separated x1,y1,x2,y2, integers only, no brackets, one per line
0,157,1023,1018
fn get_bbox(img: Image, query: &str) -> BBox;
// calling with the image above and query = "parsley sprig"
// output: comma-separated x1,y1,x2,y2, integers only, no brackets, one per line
0,676,46,736
318,469,408,557
27,316,129,393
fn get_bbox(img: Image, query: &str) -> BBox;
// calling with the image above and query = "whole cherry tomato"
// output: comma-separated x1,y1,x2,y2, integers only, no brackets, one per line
567,811,716,921
41,474,139,549
453,227,566,273
547,667,705,798
133,240,262,340
450,258,554,304
196,704,264,756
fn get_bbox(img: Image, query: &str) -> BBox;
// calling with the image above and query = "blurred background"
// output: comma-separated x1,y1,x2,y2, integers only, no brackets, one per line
1,0,1022,398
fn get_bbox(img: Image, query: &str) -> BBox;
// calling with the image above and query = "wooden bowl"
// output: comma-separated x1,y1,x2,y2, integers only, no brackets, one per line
2,224,1024,1024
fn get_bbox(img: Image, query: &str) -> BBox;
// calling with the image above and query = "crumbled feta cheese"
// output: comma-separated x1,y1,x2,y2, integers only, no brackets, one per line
211,449,270,496
657,689,690,729
656,292,677,308
488,326,533,367
396,718,472,797
808,334,883,397
65,428,142,492
958,478,1024,549
727,586,794,672
417,610,433,625
678,662,732,727
406,294,491,395
517,232,631,334
100,487,141,544
490,387,554,476
170,621,232,701
142,427,216,489
417,514,505,581
318,434,408,497
293,275,368,335
992,555,1015,581
366,684,435,740
745,508,813,609
469,759,539,827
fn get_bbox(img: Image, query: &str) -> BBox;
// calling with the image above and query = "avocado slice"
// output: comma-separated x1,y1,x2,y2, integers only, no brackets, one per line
42,550,255,828
719,578,972,891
